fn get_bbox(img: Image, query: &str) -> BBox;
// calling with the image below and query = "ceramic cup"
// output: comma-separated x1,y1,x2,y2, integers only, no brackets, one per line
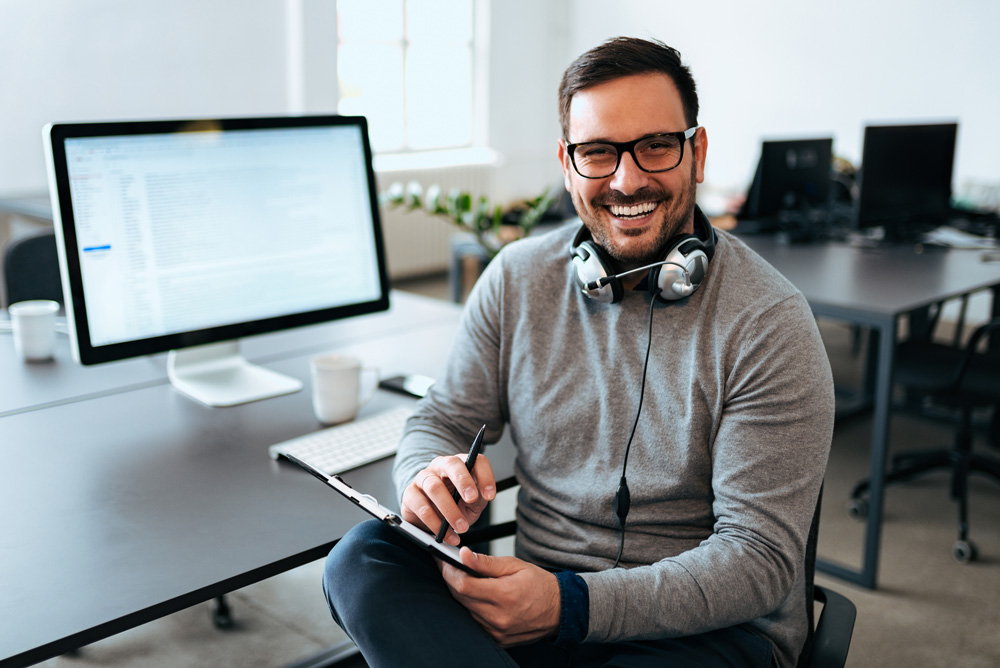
310,354,379,425
9,299,60,362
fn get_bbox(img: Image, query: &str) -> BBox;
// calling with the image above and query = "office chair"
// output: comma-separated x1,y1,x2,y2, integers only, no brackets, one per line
464,484,856,668
849,315,1000,562
2,229,64,307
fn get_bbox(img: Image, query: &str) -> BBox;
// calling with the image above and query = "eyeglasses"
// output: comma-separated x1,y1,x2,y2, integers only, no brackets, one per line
565,127,699,179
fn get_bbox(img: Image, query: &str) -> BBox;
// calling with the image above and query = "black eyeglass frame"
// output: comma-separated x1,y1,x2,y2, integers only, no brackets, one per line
565,126,699,179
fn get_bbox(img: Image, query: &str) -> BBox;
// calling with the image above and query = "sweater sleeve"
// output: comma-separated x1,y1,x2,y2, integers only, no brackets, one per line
391,251,509,503
579,294,834,643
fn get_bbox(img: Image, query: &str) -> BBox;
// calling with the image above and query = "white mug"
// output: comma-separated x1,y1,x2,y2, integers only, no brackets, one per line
311,354,379,425
9,300,60,362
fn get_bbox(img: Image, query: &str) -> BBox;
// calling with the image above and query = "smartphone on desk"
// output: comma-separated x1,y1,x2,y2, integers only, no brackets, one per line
379,374,435,399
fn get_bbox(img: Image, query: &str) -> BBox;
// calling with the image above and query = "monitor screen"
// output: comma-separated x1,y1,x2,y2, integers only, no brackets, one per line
857,122,957,234
45,115,390,405
741,137,833,221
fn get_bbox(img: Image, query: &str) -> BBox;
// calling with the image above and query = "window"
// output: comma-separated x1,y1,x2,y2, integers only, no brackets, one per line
337,0,476,154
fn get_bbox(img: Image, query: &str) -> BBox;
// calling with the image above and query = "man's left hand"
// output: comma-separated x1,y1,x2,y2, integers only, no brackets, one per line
439,548,561,647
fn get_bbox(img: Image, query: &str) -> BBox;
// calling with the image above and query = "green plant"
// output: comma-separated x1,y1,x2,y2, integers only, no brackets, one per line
381,181,558,259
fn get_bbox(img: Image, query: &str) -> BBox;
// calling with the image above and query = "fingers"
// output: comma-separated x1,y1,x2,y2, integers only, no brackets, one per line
400,454,496,546
456,547,516,578
439,552,562,647
441,452,489,506
401,470,460,542
470,456,497,504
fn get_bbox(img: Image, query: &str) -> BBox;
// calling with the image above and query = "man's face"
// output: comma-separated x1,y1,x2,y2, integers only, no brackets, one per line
558,73,707,273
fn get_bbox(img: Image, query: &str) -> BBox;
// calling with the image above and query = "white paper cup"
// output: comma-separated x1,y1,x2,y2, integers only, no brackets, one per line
9,300,60,362
310,354,379,425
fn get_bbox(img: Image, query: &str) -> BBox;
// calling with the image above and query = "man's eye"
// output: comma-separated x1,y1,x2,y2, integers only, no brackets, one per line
641,140,677,153
580,146,615,159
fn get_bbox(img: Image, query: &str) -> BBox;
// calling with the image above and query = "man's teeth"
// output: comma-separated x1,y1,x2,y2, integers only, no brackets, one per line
609,202,657,218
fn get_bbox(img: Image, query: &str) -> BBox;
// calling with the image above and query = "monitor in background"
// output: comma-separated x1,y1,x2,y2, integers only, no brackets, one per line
44,115,390,407
738,137,834,232
856,122,958,241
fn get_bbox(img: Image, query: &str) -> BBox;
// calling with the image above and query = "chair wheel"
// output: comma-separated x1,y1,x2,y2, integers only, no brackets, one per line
953,540,978,564
847,498,868,520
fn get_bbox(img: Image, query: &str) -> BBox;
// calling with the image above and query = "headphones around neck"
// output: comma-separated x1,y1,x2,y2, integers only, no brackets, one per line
570,205,716,304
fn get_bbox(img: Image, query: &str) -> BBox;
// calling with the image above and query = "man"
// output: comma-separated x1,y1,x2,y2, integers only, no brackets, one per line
324,37,834,668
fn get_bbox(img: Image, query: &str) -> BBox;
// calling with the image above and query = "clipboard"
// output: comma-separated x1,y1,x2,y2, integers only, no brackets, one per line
283,453,480,575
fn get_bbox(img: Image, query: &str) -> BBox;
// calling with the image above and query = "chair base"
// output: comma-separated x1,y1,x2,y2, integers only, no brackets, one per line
850,444,1000,562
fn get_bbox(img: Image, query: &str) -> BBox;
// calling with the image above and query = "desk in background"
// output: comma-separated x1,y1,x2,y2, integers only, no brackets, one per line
0,291,514,667
739,235,1000,589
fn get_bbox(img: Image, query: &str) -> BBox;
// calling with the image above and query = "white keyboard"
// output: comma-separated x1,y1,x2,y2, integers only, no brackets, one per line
269,407,411,475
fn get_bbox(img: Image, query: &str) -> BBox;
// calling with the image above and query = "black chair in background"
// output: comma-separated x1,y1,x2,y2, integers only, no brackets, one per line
849,314,1000,562
2,229,63,307
465,485,856,668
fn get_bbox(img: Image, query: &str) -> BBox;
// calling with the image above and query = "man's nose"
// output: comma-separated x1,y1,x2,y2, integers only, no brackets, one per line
608,150,648,196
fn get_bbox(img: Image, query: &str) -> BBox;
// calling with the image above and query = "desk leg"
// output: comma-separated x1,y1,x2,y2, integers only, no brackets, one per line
818,318,895,589
861,320,895,588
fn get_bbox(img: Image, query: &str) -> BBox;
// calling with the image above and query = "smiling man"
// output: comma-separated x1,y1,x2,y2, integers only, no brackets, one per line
323,37,835,668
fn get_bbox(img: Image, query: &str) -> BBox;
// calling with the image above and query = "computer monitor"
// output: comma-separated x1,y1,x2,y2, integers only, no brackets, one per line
44,115,390,407
740,137,834,227
856,122,958,240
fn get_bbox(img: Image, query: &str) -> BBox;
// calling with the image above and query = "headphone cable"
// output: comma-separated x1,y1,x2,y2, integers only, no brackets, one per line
613,287,661,568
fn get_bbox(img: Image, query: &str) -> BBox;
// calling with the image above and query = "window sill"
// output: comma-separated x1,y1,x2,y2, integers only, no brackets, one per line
373,146,501,174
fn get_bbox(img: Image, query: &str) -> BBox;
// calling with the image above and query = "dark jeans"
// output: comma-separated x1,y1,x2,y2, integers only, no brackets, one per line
323,520,774,668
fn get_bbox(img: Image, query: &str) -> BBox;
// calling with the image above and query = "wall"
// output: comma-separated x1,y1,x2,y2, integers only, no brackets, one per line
0,0,292,194
563,0,1000,197
484,0,569,202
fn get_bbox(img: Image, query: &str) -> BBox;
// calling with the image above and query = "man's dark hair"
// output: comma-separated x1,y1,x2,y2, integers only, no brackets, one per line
558,37,699,140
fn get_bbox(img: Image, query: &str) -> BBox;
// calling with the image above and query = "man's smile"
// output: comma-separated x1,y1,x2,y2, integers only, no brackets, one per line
607,201,660,224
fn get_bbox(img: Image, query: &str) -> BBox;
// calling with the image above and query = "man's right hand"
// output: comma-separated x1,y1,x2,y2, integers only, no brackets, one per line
401,453,497,546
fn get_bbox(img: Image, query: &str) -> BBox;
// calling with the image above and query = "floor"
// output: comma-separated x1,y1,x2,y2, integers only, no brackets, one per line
32,274,1000,668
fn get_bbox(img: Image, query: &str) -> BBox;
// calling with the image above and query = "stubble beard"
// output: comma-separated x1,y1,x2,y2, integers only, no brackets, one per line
572,162,698,272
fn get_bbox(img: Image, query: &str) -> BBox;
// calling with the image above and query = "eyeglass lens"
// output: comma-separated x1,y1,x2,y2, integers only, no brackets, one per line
573,134,685,178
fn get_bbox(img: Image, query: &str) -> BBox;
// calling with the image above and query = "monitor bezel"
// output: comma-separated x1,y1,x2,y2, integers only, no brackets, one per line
742,137,834,220
856,122,958,230
44,114,391,366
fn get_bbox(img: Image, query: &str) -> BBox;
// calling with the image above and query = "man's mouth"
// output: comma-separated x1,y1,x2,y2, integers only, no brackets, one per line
607,201,658,221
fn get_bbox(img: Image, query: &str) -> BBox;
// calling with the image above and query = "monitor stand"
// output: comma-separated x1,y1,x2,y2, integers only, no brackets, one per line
167,341,303,407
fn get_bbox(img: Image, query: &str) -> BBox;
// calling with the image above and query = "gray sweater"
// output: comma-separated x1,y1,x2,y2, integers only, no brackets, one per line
392,223,834,668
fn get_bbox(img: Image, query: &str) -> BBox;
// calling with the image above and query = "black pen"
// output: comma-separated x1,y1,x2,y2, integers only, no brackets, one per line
435,423,487,543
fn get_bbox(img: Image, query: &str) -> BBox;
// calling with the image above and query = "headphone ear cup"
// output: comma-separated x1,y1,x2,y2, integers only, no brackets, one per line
572,239,623,303
653,235,709,301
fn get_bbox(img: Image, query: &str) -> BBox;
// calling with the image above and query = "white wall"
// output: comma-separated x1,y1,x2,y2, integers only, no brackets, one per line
0,0,293,194
484,0,569,202
563,0,1000,195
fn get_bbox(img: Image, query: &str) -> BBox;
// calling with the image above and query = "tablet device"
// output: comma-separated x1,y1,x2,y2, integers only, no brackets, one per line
283,453,479,575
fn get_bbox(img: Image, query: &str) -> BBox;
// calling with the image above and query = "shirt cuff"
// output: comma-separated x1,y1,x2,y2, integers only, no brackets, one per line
553,570,589,647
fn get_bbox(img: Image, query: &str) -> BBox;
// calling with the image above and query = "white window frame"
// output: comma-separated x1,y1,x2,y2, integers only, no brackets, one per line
286,0,490,164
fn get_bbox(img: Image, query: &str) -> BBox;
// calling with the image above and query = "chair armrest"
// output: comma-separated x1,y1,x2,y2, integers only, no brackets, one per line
809,585,857,668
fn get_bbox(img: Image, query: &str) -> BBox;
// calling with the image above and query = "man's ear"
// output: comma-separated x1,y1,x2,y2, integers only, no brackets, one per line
693,127,708,184
557,139,573,191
